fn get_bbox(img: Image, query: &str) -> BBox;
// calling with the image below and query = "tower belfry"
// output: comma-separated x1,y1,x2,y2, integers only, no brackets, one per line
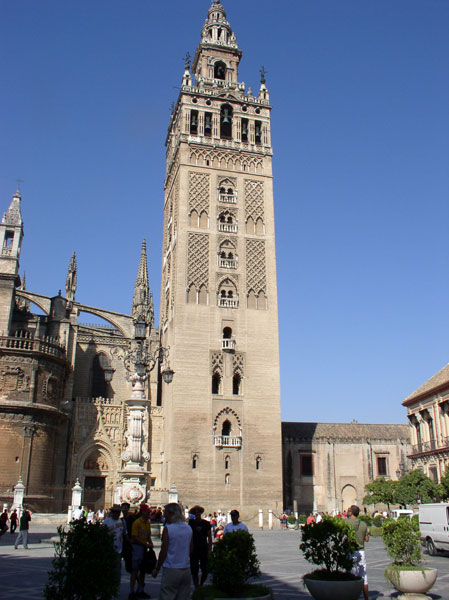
158,0,282,517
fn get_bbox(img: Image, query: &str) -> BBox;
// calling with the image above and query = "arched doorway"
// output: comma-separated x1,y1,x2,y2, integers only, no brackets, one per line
341,484,357,512
83,448,110,510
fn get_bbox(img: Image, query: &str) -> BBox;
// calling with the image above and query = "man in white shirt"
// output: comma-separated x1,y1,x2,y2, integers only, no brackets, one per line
223,510,248,535
73,506,83,521
102,505,125,591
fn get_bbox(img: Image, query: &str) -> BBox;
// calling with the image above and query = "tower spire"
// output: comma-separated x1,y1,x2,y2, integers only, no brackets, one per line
65,252,77,302
132,239,154,329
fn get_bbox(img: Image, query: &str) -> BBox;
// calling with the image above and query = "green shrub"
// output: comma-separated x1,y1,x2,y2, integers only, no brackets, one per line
368,526,383,537
287,515,297,525
359,514,372,526
299,516,358,575
373,515,384,527
411,514,419,532
382,517,422,566
297,514,307,524
208,530,260,596
44,520,119,600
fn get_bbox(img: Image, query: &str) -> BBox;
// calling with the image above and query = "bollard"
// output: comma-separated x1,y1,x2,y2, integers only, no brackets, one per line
258,508,263,529
268,509,273,529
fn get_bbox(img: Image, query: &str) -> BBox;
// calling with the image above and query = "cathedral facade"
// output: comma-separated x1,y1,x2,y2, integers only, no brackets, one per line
0,1,283,518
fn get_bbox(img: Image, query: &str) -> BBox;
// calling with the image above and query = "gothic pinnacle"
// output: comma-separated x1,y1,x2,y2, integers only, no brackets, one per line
65,251,77,302
132,239,153,328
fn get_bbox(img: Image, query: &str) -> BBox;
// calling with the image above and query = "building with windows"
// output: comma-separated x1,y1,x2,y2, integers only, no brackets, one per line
282,421,411,514
0,0,283,517
403,364,449,483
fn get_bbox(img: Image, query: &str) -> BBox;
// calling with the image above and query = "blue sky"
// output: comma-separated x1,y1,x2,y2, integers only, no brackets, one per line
1,0,448,424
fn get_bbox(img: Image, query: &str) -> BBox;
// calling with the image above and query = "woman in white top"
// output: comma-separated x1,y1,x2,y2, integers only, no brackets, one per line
153,503,193,600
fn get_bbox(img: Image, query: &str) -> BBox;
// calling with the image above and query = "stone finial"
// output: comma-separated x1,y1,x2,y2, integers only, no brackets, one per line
2,190,23,226
65,252,77,302
132,239,154,329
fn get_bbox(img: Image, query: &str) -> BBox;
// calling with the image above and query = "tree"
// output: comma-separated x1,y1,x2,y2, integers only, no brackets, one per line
440,469,449,500
363,477,396,510
395,470,442,506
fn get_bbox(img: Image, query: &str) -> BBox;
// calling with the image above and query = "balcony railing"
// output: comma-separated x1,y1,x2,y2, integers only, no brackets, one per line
219,194,237,204
221,339,236,351
411,438,440,455
219,258,237,269
218,223,238,233
214,436,242,448
218,298,239,309
2,246,12,256
0,333,66,360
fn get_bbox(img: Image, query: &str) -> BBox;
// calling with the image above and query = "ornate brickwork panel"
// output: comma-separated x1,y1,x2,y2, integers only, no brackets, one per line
246,239,266,294
189,172,210,215
189,147,263,173
233,353,244,376
211,352,224,376
244,180,264,222
187,233,209,291
218,236,237,249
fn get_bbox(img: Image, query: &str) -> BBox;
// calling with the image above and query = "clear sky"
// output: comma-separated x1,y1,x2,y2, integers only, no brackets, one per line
1,0,448,425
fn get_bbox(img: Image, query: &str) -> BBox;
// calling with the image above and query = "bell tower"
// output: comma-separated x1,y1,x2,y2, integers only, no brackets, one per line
0,190,24,335
158,0,282,518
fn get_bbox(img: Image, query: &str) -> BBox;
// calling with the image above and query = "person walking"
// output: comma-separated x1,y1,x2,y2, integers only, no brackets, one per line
14,508,31,549
152,503,193,600
223,510,248,534
188,505,212,588
0,510,8,537
103,504,125,594
130,504,153,599
10,509,18,534
347,505,369,600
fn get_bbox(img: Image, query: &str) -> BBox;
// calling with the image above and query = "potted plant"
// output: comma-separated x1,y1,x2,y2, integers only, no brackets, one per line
287,514,297,529
193,530,271,600
383,517,438,598
44,519,119,599
299,516,363,600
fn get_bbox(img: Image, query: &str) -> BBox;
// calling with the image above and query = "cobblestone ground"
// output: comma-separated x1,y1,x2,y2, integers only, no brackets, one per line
0,526,448,599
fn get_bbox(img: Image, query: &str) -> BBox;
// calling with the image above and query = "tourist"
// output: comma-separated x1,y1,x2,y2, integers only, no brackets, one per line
97,507,105,521
130,503,153,599
223,510,248,534
210,513,217,537
189,505,212,588
14,508,31,549
10,509,18,534
347,505,369,600
103,504,125,591
73,505,83,521
152,503,193,600
0,509,8,537
87,508,95,523
315,512,322,523
121,501,135,576
280,512,287,529
306,513,315,525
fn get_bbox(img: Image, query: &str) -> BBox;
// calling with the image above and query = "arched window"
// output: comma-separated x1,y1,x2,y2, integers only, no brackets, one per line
220,104,233,139
192,455,198,469
256,456,262,471
92,353,112,398
198,285,207,305
212,372,221,394
232,373,241,395
224,455,230,470
223,327,232,339
222,419,231,436
214,61,226,80
225,473,230,485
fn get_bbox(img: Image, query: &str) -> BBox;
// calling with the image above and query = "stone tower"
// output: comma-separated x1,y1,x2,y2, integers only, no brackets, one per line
158,0,282,518
0,190,23,335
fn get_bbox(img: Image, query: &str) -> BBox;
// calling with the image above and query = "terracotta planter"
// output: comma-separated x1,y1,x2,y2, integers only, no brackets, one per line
385,566,438,599
303,576,363,600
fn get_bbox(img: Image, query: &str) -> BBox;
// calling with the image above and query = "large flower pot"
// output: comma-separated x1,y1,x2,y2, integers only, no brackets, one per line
385,566,438,599
303,576,363,600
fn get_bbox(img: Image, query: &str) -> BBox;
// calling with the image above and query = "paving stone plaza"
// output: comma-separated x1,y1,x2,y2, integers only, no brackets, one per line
1,525,448,600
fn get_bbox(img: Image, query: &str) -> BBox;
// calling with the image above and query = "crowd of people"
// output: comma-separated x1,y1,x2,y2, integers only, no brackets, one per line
72,502,249,600
0,507,32,549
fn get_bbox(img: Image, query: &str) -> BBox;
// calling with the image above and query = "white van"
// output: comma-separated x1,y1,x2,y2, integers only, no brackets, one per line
419,503,449,555
391,509,414,520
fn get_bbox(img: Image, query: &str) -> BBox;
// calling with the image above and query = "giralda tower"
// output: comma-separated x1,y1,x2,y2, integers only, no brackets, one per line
157,0,282,518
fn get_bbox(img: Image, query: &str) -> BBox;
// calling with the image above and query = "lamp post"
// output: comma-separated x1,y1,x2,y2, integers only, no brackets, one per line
119,321,174,505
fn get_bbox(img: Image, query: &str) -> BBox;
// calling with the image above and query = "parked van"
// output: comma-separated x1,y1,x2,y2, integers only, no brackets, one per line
391,509,414,520
419,503,449,555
